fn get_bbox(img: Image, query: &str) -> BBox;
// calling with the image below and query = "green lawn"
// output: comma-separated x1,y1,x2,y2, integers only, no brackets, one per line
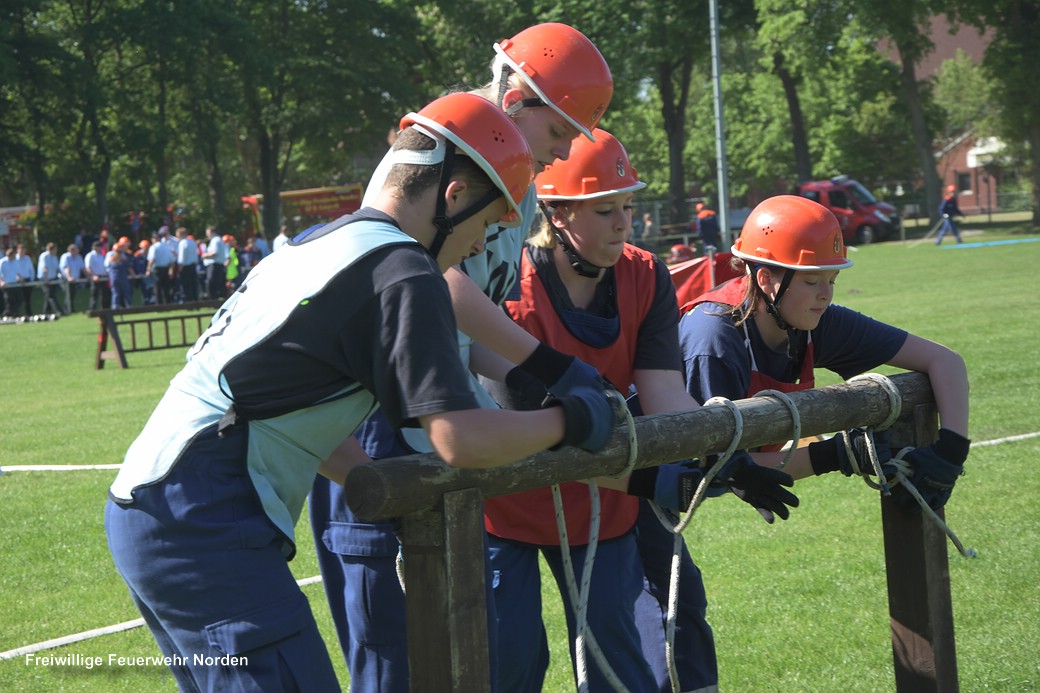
1,220,1038,691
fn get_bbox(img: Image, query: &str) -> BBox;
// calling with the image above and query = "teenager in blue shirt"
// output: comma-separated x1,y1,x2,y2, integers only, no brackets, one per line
636,195,970,690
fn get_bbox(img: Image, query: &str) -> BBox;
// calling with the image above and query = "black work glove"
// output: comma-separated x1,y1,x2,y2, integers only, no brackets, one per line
889,428,970,513
513,342,602,399
551,379,620,453
808,429,892,477
718,452,799,524
628,460,704,512
504,366,550,409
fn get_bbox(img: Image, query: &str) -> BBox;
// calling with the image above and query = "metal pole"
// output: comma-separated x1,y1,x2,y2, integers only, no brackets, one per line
709,0,731,246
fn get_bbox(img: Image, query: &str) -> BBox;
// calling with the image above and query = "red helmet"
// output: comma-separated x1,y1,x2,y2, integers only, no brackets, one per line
400,93,535,228
493,23,612,141
668,244,695,263
946,184,956,193
732,195,852,270
535,128,645,201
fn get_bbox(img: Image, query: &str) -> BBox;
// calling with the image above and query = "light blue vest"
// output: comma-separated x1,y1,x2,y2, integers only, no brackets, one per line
110,221,417,542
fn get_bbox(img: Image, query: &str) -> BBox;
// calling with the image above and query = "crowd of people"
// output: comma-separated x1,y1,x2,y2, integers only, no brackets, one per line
0,225,275,318
98,22,970,693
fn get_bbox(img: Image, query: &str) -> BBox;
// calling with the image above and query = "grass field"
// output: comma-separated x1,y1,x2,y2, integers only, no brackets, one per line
1,216,1038,691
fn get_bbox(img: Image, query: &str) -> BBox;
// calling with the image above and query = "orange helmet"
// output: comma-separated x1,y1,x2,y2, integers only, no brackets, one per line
668,244,695,263
399,92,534,229
139,239,150,250
535,128,646,201
732,195,853,271
493,23,613,141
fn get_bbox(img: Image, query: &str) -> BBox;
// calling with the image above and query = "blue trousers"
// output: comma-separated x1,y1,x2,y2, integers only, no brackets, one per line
310,477,409,693
488,530,656,693
936,216,962,244
633,500,719,692
105,426,341,692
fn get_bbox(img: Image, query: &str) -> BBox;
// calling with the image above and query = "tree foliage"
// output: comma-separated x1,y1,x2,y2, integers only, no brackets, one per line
0,0,1034,244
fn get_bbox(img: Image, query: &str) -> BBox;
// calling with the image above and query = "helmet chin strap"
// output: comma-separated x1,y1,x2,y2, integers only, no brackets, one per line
541,202,602,278
555,230,602,278
428,141,502,262
755,264,795,330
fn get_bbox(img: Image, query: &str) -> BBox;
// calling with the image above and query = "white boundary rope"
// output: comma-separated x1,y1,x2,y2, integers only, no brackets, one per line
2,464,122,472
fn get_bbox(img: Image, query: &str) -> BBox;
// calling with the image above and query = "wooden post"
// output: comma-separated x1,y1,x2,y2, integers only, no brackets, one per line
401,487,491,693
881,403,959,691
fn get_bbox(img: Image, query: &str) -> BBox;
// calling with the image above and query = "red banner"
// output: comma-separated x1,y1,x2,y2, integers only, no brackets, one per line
669,251,741,306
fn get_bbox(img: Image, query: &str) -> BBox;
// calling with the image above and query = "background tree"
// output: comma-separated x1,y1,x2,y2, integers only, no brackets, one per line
953,0,1040,223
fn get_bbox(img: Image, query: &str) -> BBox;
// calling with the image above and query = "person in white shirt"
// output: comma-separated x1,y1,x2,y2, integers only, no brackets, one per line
0,247,22,317
36,242,62,314
147,230,177,304
175,227,200,303
201,226,228,299
272,225,290,252
13,243,35,317
59,243,87,313
84,240,111,311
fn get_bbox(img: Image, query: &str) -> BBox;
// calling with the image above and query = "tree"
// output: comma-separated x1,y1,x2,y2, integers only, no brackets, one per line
855,0,947,223
953,0,1040,223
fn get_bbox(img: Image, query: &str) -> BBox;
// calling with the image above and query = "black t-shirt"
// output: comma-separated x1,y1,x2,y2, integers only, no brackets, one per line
219,215,478,429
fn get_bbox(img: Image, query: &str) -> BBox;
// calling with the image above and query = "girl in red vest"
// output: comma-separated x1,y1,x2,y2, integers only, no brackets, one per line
672,194,970,685
482,130,795,692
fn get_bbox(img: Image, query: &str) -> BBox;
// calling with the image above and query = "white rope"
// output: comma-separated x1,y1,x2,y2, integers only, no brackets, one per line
396,546,407,596
750,389,800,469
884,451,977,559
838,374,975,559
847,373,902,431
553,389,635,693
647,396,744,693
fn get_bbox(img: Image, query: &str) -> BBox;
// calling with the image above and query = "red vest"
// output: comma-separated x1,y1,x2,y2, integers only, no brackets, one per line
484,245,659,545
687,277,815,451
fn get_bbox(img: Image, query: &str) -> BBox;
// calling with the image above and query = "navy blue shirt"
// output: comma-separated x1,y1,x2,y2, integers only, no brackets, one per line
679,301,908,404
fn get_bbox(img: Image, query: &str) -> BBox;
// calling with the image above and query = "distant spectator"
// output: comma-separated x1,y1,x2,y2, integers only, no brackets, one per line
59,244,86,313
134,240,155,305
85,240,111,311
238,237,260,281
642,212,655,240
201,226,228,299
272,225,291,252
223,235,241,292
936,185,964,245
14,243,35,316
251,233,271,260
0,247,22,317
37,242,63,314
175,227,199,303
147,230,176,304
667,243,696,264
694,201,720,252
106,237,133,308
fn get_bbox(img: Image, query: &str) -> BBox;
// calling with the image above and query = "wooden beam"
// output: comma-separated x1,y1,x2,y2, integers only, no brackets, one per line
346,371,933,521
